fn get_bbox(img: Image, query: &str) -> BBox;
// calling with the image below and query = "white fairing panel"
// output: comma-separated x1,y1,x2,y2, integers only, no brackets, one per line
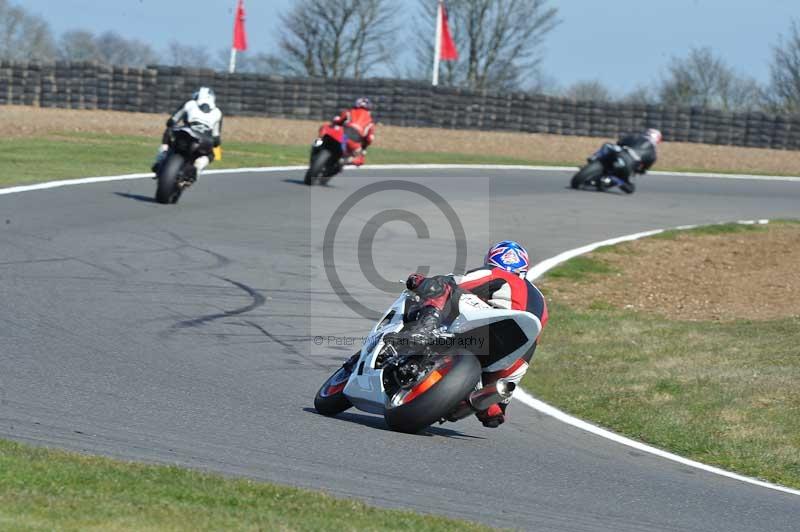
343,293,407,414
449,293,541,371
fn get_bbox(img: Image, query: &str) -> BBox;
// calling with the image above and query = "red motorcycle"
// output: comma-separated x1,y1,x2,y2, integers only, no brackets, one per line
304,123,363,186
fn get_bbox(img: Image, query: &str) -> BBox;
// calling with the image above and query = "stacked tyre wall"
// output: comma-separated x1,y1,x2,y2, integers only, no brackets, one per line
1,61,799,150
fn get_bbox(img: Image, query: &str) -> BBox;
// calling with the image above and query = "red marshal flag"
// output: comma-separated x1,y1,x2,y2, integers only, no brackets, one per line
233,0,247,51
439,2,458,61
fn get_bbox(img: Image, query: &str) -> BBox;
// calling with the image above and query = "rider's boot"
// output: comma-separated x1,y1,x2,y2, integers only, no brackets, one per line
350,152,365,166
185,156,210,185
476,402,506,428
620,179,636,194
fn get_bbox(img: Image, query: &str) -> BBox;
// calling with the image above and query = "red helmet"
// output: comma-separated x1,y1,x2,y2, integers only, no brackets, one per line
354,97,372,110
645,128,663,144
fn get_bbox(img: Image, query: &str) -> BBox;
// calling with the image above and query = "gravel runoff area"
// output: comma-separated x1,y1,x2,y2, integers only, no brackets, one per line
3,105,800,175
541,223,800,321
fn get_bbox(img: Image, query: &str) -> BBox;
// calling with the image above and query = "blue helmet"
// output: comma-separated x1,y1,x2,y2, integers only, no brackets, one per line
485,241,530,275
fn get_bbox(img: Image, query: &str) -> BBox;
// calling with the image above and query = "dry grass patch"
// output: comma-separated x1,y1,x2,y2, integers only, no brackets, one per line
545,223,800,321
3,105,800,175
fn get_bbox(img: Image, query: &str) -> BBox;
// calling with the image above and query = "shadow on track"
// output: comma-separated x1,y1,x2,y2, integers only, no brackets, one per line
302,408,485,440
282,178,337,188
566,185,625,195
114,191,157,203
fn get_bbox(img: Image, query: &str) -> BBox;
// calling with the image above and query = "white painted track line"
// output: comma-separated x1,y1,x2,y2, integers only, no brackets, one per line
1,164,798,196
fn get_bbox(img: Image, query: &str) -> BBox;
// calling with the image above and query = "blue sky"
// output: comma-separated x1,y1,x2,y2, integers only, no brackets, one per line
21,0,800,94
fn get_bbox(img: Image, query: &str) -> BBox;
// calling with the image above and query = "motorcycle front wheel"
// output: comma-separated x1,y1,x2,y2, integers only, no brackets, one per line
570,160,604,190
384,353,481,434
156,153,184,204
305,149,332,186
314,354,357,416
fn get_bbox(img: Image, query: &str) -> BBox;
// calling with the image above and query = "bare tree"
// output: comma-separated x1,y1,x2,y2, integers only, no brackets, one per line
659,47,762,111
213,47,288,74
0,0,55,61
59,30,98,62
168,41,211,68
413,0,559,91
94,32,156,67
620,85,657,105
563,80,612,102
58,30,156,67
766,19,800,113
277,0,400,78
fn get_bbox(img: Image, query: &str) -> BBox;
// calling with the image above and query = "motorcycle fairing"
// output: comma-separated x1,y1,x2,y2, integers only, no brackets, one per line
449,293,542,372
341,292,541,414
342,292,407,414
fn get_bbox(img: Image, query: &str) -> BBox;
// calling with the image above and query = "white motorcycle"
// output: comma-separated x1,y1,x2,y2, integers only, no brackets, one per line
314,290,542,433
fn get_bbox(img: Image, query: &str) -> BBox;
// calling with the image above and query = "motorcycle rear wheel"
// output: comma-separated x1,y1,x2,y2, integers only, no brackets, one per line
156,154,183,204
384,353,481,434
305,149,332,186
570,160,604,190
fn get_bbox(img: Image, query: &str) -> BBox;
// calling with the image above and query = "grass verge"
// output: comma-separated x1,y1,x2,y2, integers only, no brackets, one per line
651,222,768,240
0,132,546,186
0,439,489,531
524,224,800,489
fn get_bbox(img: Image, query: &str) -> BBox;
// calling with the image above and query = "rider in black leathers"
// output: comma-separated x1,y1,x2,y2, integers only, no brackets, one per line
619,128,661,173
611,128,662,193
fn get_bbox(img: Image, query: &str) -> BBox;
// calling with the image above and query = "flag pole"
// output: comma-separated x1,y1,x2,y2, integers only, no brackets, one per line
432,0,443,86
229,48,237,74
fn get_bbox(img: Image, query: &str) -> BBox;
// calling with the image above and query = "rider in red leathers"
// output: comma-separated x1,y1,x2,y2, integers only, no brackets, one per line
331,97,375,166
387,241,548,428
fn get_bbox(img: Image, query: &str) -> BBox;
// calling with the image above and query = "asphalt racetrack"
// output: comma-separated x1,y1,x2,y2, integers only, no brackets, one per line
1,167,799,531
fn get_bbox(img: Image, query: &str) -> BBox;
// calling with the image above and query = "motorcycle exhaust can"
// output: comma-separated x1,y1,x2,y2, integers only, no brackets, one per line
469,380,516,411
446,380,516,422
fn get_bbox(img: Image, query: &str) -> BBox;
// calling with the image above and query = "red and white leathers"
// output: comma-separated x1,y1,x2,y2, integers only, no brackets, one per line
331,107,375,166
404,268,548,427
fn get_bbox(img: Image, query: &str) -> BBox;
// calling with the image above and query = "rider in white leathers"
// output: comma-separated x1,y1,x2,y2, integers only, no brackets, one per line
151,87,223,181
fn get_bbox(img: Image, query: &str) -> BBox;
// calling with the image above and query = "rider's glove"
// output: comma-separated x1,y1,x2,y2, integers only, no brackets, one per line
384,327,437,350
406,273,426,290
385,307,442,349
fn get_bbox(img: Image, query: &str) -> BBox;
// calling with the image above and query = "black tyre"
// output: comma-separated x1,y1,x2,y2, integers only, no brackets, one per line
314,357,355,416
319,159,341,186
570,160,604,190
156,154,183,204
305,149,332,186
620,181,636,194
384,353,481,434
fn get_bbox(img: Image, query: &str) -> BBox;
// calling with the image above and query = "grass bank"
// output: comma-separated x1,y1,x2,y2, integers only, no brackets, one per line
0,439,488,531
524,222,800,489
0,131,549,187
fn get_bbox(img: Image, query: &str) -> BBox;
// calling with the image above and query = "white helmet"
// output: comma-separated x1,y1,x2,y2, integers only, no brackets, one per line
194,87,216,112
645,128,663,145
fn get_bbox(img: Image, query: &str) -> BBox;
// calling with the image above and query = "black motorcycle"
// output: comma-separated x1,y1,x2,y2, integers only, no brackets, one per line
154,127,210,204
570,143,640,194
